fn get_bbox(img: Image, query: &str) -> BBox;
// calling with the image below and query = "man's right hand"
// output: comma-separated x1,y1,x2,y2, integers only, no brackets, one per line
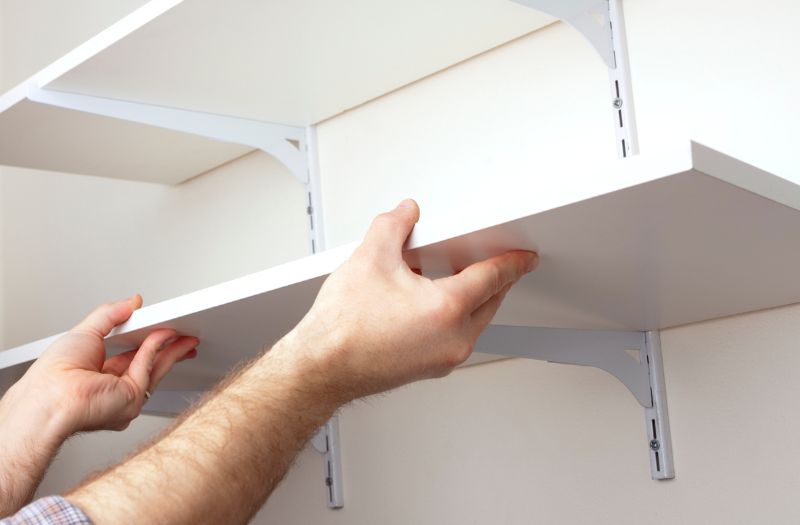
64,199,537,525
282,198,538,404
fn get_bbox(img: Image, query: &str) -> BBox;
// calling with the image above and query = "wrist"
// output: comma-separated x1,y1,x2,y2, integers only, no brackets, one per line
261,329,348,418
0,377,73,450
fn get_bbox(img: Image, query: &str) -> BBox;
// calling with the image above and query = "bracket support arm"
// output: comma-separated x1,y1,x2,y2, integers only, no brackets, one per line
476,325,674,480
26,86,310,183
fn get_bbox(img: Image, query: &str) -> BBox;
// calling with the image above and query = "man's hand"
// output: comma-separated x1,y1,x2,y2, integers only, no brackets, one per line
65,200,537,525
12,295,199,435
0,296,198,517
284,198,538,402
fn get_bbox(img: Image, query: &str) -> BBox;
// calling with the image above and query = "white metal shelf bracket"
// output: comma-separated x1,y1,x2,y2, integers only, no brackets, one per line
511,0,639,157
311,415,345,508
476,325,674,479
304,126,326,254
301,136,344,508
25,86,310,183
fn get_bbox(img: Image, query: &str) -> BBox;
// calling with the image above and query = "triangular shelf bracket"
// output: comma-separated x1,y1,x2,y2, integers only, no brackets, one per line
511,0,639,157
476,325,674,480
25,86,310,184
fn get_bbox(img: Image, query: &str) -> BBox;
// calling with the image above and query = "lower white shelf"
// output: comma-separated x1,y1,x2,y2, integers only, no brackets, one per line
2,141,800,394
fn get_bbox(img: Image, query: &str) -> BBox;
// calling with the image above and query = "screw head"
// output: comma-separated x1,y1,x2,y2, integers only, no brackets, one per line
612,97,623,109
649,439,660,451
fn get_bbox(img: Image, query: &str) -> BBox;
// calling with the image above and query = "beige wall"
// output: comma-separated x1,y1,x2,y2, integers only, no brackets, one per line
3,0,800,523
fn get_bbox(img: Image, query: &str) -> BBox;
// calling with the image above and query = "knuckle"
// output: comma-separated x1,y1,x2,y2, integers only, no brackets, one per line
487,264,504,294
97,303,117,320
346,255,378,277
437,342,473,375
97,302,114,313
429,293,462,324
373,212,397,228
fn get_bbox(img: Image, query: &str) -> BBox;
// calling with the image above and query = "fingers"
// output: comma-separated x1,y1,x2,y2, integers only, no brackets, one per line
101,349,138,376
439,251,538,312
72,294,143,338
359,199,420,264
126,329,177,394
148,336,199,391
102,335,197,390
468,283,513,339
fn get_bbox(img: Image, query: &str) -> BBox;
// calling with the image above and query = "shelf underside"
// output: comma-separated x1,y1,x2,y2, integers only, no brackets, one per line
4,143,799,391
0,98,252,183
0,0,553,183
46,0,553,126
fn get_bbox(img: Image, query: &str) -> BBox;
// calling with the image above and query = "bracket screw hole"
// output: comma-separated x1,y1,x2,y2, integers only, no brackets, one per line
649,439,660,451
612,98,623,109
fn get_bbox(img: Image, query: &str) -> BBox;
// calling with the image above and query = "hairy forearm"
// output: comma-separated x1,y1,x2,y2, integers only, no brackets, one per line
67,336,339,525
0,383,70,517
58,201,534,523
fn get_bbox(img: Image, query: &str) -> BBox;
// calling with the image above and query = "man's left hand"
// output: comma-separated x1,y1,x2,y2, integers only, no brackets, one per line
11,295,198,435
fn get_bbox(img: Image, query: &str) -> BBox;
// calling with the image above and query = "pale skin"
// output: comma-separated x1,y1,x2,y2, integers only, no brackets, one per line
1,200,537,523
0,295,199,517
61,200,538,524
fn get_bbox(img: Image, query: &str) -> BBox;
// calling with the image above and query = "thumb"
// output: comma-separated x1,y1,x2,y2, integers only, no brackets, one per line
359,199,420,264
72,294,143,339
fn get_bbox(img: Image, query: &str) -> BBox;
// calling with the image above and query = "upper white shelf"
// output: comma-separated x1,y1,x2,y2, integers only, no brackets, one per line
4,142,800,390
0,0,554,183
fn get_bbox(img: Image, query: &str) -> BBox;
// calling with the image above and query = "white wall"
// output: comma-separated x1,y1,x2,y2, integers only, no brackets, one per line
0,152,309,348
317,0,800,248
0,0,5,88
3,0,800,524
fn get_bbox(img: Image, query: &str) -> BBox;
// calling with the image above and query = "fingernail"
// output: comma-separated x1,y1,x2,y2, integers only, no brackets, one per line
397,199,414,209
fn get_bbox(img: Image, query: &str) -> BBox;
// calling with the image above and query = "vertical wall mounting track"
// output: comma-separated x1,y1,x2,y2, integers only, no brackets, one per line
511,0,639,157
475,325,674,480
311,415,345,508
643,331,674,478
607,0,639,157
303,126,345,508
304,126,326,254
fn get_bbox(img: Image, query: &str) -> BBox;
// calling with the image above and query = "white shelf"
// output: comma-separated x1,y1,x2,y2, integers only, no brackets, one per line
4,142,800,391
0,0,554,183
